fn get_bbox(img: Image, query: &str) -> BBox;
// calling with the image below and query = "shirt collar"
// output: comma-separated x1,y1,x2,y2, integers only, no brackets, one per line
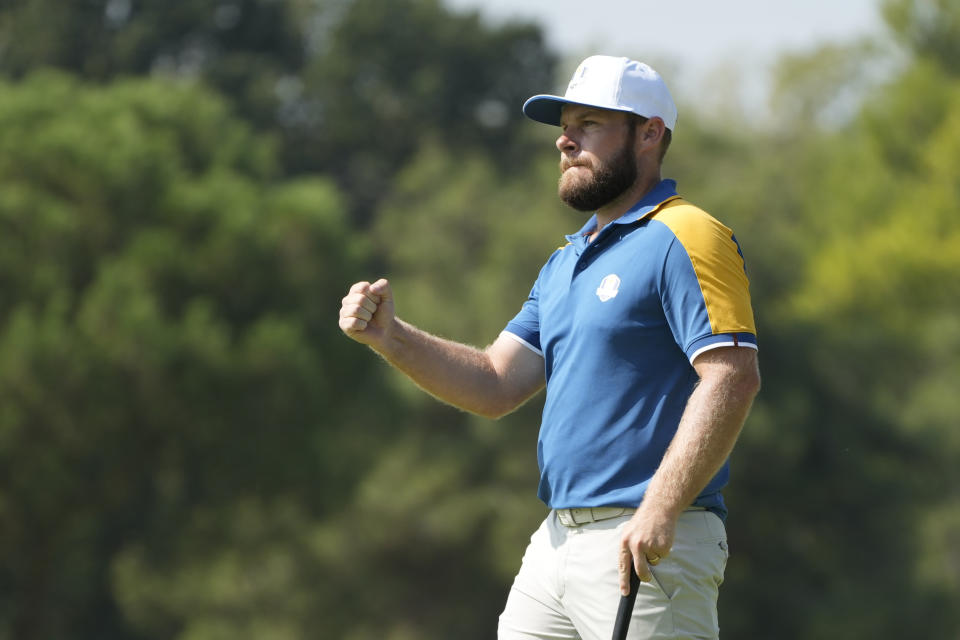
565,179,681,245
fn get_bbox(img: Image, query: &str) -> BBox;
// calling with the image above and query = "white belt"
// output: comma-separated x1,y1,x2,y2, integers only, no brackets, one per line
555,507,633,527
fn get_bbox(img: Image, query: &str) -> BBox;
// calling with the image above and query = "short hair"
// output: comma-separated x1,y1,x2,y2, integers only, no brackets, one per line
629,114,672,163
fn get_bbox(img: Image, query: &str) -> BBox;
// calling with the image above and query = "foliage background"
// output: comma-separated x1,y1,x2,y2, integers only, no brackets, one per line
0,0,957,638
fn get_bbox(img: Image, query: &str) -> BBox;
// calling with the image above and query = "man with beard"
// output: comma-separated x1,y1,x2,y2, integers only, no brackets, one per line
338,55,760,639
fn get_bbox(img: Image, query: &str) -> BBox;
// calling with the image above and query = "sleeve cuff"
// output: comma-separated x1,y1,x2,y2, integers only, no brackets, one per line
500,330,543,357
687,333,757,363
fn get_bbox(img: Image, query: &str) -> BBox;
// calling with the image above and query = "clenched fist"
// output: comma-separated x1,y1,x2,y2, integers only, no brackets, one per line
338,279,395,348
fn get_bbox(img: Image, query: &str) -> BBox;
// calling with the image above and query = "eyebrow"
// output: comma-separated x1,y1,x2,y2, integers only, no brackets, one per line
560,107,607,126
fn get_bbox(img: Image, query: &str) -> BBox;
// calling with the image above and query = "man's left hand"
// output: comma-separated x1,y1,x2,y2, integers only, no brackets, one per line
618,504,677,595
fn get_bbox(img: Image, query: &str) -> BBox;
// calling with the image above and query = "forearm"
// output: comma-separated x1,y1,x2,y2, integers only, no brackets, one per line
340,278,544,418
642,355,760,518
372,318,519,418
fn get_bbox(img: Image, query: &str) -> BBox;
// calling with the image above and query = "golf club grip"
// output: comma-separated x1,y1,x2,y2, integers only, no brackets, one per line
611,567,641,640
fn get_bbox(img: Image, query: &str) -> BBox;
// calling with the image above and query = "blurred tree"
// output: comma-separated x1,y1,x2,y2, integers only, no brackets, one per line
781,61,960,636
0,0,305,77
0,0,556,224
883,0,960,74
0,0,307,127
0,71,383,639
291,0,556,222
768,39,887,130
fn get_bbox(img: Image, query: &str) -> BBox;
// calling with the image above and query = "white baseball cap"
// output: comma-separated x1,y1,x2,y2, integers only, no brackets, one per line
523,55,677,130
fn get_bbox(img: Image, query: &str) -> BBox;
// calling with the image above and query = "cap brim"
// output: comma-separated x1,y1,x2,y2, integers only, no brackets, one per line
522,94,637,127
522,94,570,126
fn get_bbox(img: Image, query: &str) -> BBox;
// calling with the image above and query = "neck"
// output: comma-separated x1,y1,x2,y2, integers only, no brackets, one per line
593,169,662,233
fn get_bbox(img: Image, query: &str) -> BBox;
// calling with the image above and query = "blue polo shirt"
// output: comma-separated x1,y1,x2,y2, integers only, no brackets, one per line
503,179,757,518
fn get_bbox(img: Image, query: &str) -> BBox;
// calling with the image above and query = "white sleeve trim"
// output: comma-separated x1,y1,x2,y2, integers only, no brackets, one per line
500,331,544,357
689,340,758,364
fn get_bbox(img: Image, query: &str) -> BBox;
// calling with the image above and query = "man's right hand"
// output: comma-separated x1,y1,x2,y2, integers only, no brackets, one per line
338,279,396,349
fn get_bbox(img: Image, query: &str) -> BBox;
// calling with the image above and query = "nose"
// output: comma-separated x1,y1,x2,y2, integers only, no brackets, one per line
556,131,578,153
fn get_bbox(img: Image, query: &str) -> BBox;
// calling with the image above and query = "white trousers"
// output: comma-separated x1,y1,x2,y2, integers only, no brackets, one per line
498,509,729,640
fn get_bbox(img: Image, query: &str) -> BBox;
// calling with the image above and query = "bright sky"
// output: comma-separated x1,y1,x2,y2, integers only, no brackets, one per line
443,0,887,117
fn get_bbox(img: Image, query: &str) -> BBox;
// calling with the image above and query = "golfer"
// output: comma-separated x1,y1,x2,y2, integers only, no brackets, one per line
339,55,760,640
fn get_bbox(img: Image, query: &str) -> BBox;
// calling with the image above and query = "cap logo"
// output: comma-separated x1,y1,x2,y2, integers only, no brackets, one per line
596,274,621,302
567,63,589,92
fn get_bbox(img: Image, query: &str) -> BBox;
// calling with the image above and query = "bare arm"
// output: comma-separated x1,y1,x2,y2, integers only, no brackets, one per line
618,346,761,593
339,279,545,418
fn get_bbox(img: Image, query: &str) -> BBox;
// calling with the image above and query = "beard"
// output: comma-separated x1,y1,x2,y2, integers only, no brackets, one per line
558,129,638,212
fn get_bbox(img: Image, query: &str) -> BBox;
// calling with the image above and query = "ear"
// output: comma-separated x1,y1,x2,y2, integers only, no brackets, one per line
639,116,666,148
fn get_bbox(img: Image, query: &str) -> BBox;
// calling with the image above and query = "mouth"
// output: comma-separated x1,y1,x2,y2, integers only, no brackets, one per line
561,162,591,173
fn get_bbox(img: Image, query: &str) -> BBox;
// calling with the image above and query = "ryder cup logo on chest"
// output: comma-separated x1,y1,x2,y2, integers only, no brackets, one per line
596,274,621,302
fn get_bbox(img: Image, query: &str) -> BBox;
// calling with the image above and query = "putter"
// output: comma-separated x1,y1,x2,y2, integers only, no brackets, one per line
611,564,641,640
